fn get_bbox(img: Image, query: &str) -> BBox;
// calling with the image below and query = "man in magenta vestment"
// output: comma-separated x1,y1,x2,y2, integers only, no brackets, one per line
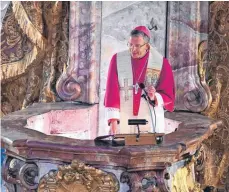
104,26,175,134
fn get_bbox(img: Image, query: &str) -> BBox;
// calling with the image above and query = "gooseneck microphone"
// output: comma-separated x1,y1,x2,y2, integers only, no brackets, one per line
139,83,155,107
139,83,156,133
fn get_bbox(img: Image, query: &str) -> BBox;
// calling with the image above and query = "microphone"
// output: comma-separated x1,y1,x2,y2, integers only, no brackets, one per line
128,119,148,125
139,83,157,133
139,83,155,107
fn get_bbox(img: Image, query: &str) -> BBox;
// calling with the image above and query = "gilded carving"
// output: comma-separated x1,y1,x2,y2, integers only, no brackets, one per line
203,76,222,119
1,3,35,81
22,2,44,35
38,2,67,103
198,41,213,112
1,2,69,115
12,1,47,50
1,75,27,116
201,1,229,189
193,145,206,186
38,160,119,192
172,162,203,192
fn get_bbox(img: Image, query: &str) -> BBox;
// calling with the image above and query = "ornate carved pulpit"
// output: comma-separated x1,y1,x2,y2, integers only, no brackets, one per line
1,1,229,192
1,103,222,191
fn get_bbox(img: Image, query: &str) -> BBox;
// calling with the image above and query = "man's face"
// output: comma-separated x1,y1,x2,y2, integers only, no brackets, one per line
128,36,149,59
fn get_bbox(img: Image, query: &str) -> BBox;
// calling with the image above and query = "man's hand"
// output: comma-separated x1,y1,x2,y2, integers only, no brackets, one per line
147,85,156,101
110,120,118,135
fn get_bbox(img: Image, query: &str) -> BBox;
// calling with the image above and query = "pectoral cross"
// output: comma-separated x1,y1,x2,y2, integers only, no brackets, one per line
133,83,139,94
120,79,133,101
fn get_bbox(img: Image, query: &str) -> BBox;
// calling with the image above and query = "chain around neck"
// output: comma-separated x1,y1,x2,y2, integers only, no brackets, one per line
131,57,149,85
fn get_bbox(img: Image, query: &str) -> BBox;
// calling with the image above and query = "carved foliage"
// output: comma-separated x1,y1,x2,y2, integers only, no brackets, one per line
1,2,70,116
193,145,206,186
205,2,229,119
39,1,69,103
1,3,33,65
201,1,229,189
38,160,119,192
172,162,202,192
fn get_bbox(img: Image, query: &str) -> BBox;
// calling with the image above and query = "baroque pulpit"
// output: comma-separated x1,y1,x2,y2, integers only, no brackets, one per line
1,103,222,191
1,1,229,192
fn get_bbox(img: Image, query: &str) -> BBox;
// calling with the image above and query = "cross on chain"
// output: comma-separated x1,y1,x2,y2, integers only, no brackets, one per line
120,79,133,101
133,83,140,94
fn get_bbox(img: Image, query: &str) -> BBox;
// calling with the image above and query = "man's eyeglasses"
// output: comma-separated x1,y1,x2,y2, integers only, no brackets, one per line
127,42,147,49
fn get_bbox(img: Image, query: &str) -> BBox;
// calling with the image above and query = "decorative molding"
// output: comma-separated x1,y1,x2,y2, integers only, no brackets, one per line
18,163,39,190
183,87,209,112
120,170,166,192
56,2,102,103
2,156,20,185
38,160,119,192
56,71,82,101
168,1,209,112
2,156,39,191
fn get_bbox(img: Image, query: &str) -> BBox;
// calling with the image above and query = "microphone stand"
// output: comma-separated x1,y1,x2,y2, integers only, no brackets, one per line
141,94,156,133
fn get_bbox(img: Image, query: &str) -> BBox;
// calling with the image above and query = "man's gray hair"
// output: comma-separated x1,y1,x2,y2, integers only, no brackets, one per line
130,30,150,43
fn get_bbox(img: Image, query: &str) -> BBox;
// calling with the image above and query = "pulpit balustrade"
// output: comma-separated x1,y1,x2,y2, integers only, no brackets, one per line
1,102,222,192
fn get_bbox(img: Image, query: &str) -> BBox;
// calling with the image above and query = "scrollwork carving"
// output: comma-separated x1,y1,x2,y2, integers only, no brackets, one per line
56,71,82,101
183,88,208,112
18,163,39,190
56,2,101,103
38,160,119,192
183,39,214,112
2,156,39,191
120,171,164,192
2,157,24,184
